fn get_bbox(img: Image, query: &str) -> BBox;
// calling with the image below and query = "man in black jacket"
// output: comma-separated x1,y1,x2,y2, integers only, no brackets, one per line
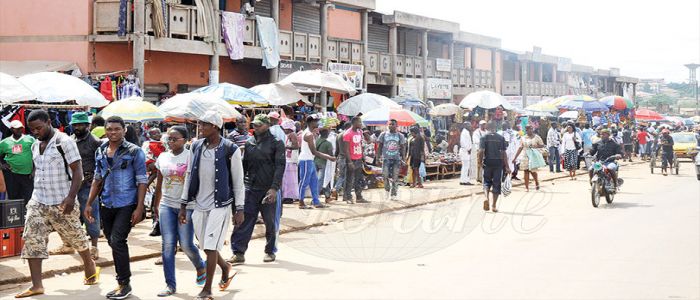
230,114,286,264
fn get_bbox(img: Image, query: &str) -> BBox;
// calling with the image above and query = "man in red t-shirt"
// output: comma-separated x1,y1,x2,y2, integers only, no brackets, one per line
342,117,369,204
636,128,649,160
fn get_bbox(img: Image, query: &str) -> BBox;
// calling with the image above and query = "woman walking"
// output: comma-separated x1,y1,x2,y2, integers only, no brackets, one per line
562,123,581,180
281,120,301,204
152,126,207,297
513,125,545,191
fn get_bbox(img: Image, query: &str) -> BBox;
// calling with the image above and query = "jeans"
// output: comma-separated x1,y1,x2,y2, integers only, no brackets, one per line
317,166,330,198
382,159,401,196
159,205,205,290
548,146,561,172
333,158,346,192
343,160,364,200
78,184,100,240
298,160,320,205
101,204,136,286
231,189,278,255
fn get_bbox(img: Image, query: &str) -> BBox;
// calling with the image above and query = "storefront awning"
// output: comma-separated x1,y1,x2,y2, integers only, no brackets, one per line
0,60,82,77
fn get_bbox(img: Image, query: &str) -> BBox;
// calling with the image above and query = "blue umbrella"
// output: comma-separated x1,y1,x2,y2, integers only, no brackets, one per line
558,99,608,112
193,83,267,106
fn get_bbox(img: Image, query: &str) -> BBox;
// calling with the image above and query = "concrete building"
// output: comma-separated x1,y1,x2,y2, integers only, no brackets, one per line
0,0,637,106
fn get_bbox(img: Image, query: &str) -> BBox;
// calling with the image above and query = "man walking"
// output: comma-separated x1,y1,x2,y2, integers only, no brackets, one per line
227,115,251,149
298,115,335,208
181,111,245,299
16,110,99,299
376,119,406,200
49,112,103,258
343,117,369,204
331,122,352,200
85,116,148,299
478,121,510,213
0,120,35,205
470,120,487,183
547,122,562,173
459,121,472,185
231,114,286,264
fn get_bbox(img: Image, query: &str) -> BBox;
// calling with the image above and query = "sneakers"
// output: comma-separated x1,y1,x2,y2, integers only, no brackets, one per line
263,253,276,262
106,284,132,299
227,253,245,265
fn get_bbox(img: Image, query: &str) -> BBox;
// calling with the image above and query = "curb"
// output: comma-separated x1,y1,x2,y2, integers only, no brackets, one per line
1,161,644,285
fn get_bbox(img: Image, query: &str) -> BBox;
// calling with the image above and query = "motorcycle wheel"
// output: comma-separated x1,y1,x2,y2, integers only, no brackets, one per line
605,189,614,204
591,181,600,208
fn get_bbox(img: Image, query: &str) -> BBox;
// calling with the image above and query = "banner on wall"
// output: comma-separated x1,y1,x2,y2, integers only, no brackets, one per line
435,58,451,72
426,78,452,99
328,62,364,90
504,96,554,110
277,60,323,81
398,78,423,100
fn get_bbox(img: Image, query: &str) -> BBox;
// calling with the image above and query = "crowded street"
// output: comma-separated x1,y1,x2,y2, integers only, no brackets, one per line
0,161,697,300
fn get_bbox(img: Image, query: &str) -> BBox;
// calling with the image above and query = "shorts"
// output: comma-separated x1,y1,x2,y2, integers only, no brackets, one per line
482,165,504,195
192,206,232,251
21,200,89,259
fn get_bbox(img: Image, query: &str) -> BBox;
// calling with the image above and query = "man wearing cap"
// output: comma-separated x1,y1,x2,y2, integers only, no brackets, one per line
659,129,675,176
180,111,245,299
49,112,103,258
470,120,487,183
0,120,35,205
231,114,285,264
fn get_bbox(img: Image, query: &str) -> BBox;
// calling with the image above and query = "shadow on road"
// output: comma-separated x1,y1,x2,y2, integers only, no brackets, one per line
600,202,653,209
240,259,333,276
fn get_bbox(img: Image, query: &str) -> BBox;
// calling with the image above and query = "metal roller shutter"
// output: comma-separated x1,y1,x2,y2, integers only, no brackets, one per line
404,30,418,56
256,0,272,17
428,37,442,58
368,23,388,53
292,2,320,35
454,44,465,68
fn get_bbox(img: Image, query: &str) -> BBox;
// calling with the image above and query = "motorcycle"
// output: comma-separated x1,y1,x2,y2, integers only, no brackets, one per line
590,155,624,208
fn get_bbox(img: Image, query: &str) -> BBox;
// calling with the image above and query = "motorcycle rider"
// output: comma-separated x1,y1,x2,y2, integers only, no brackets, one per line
588,128,623,189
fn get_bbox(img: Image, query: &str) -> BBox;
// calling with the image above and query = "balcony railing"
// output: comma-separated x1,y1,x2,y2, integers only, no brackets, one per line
502,81,520,95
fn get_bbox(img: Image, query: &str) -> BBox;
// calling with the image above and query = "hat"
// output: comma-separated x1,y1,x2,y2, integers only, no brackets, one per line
267,111,281,119
9,120,24,129
199,111,223,129
281,119,295,131
479,120,487,125
70,112,90,125
252,114,271,126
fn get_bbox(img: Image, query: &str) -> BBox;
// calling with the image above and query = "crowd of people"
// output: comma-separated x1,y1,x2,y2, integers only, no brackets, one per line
2,106,700,299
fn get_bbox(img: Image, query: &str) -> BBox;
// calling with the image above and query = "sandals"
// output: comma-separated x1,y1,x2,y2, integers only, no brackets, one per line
218,270,238,291
83,266,101,285
196,272,207,286
15,288,44,298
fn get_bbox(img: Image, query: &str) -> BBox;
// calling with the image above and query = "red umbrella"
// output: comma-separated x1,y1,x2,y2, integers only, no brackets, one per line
634,108,664,121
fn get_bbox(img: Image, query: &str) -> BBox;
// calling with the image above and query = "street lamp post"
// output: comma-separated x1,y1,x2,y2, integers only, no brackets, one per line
685,63,700,116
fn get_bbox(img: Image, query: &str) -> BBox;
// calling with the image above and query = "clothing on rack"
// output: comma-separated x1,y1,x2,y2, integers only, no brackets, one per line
256,16,280,69
221,11,246,60
119,77,142,99
151,0,168,38
118,0,128,36
195,0,214,42
100,77,115,101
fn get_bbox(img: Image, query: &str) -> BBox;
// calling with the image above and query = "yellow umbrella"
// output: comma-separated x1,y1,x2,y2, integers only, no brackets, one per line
525,101,558,112
100,96,163,122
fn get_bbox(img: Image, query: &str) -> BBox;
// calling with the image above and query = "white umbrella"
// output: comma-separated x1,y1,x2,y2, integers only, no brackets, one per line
279,70,357,95
337,93,400,116
518,109,553,117
18,72,109,107
429,103,461,116
559,110,578,119
0,72,36,104
158,92,242,122
250,83,309,106
458,90,514,110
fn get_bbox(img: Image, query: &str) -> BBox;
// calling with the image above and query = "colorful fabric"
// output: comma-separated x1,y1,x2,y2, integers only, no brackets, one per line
564,149,578,171
0,135,35,175
221,11,246,60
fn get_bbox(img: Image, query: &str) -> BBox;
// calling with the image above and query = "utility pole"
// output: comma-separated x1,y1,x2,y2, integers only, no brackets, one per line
685,63,700,116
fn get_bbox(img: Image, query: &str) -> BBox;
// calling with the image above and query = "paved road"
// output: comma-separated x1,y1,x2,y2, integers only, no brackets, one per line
2,162,698,300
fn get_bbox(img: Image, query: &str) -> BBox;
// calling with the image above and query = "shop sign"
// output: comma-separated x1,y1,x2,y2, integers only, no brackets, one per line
426,78,452,99
277,60,323,81
435,58,451,72
398,78,423,99
328,62,364,90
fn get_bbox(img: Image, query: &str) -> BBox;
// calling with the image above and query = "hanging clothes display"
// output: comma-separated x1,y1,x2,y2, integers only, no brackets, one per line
221,11,246,60
118,76,142,100
100,77,114,101
256,16,281,69
118,0,128,36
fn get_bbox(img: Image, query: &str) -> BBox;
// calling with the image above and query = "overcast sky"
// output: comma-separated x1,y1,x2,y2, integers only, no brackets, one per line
375,0,699,83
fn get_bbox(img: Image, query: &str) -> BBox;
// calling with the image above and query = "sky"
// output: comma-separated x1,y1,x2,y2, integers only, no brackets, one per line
375,0,700,83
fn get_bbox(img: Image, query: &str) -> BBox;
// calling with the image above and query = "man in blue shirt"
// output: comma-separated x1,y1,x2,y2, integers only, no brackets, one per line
581,123,595,169
85,116,147,300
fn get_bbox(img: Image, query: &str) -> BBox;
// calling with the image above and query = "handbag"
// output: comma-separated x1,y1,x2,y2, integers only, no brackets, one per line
526,148,547,170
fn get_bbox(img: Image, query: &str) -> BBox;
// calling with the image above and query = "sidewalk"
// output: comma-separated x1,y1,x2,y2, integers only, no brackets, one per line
0,161,642,285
